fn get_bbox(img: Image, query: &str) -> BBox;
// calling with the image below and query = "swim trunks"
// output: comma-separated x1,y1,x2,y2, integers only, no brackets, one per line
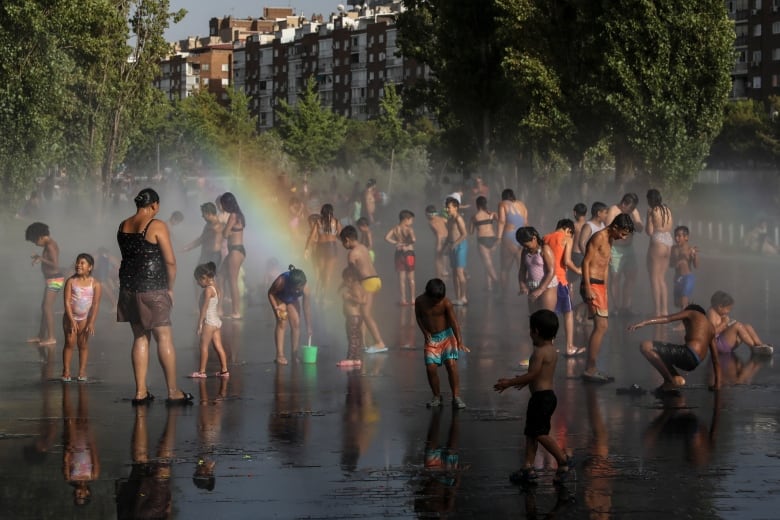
424,327,459,366
673,273,695,299
46,276,65,292
449,241,468,269
524,389,557,437
609,244,636,274
580,278,608,318
651,341,702,371
360,276,382,293
394,250,415,272
554,283,573,314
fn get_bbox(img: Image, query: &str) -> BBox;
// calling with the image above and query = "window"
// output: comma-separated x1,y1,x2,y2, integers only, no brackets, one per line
753,50,763,63
221,78,229,86
221,63,229,72
202,63,210,72
773,48,780,60
773,21,780,33
773,74,780,87
754,24,762,36
202,78,210,86
753,76,762,88
379,34,384,43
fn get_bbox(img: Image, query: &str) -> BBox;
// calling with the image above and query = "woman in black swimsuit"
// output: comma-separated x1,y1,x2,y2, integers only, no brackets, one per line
117,188,191,405
469,196,499,291
220,192,246,319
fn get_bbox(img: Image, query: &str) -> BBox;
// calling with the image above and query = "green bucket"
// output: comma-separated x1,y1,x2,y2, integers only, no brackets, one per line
301,344,318,364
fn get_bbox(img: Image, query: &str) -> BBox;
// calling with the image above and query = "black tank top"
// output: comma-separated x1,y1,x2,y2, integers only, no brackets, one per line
117,219,168,292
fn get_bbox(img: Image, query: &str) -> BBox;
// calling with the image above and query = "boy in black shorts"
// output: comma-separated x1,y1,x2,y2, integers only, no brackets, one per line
494,310,574,485
628,304,721,393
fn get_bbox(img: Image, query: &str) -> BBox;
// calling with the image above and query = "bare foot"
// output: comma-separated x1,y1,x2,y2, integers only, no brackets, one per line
672,375,686,386
275,357,289,365
26,337,41,343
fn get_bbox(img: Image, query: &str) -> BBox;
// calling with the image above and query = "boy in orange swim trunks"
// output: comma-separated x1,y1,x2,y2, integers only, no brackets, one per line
415,278,470,409
579,213,635,383
340,225,387,353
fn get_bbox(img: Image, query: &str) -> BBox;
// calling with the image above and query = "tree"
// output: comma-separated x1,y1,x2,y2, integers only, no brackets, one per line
372,83,412,167
275,76,347,172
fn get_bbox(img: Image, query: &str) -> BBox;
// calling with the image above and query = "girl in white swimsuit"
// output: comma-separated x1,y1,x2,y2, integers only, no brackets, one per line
190,262,230,378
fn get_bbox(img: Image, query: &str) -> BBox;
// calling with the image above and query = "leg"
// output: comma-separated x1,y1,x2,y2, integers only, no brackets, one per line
537,434,567,466
443,359,460,397
563,310,578,354
76,323,89,379
639,340,678,389
397,271,407,304
226,251,243,316
524,435,539,469
408,269,416,305
455,267,467,302
62,333,75,378
735,323,762,347
425,363,441,397
210,328,229,373
150,325,185,400
288,305,301,359
196,328,212,374
40,288,58,342
274,307,288,363
584,315,608,374
361,291,386,348
130,323,152,400
480,244,498,290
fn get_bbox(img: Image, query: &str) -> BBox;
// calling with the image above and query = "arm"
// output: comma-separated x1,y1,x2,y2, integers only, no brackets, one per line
494,353,541,392
496,203,507,238
63,278,75,330
153,221,176,293
645,208,655,236
445,300,469,352
384,227,398,246
267,276,286,319
632,208,644,233
303,222,318,257
222,213,236,239
530,245,556,300
182,232,204,252
197,287,212,334
518,250,529,294
451,216,468,246
366,229,373,249
709,337,721,390
628,310,688,331
85,281,102,335
578,225,593,253
691,246,699,270
414,305,431,344
563,236,581,275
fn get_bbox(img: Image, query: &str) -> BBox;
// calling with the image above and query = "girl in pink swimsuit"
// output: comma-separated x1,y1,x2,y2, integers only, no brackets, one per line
62,253,102,382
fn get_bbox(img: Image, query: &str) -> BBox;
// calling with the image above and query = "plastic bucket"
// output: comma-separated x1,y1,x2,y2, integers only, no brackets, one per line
301,345,318,364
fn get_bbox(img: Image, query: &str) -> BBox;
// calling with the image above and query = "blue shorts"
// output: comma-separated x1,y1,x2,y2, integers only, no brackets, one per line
449,241,468,269
424,328,459,366
674,273,695,299
555,283,573,314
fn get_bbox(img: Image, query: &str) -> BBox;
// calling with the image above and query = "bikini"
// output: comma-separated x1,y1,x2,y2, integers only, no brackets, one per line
228,224,246,256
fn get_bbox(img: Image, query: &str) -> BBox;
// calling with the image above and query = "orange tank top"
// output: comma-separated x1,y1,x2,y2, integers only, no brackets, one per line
544,230,568,282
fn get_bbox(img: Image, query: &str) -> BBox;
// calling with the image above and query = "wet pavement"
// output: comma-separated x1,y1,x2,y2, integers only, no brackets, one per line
3,221,780,519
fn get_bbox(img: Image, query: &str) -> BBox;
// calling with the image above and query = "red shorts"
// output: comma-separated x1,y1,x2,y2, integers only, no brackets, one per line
580,279,608,318
394,250,415,272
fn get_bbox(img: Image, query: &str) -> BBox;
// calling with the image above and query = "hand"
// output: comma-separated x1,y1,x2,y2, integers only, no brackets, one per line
167,289,174,307
529,289,542,301
31,254,40,265
84,323,95,336
458,343,471,353
304,249,310,260
627,322,642,332
493,379,512,393
197,324,203,336
518,284,529,295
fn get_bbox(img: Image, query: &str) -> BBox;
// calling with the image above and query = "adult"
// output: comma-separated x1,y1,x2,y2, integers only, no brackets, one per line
469,196,499,291
496,188,529,296
220,192,246,320
645,189,673,317
304,203,342,298
604,193,643,316
117,188,191,404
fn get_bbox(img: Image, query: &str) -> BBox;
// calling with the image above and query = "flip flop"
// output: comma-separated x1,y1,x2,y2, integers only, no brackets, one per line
166,392,194,406
131,392,154,406
564,346,587,358
581,371,615,384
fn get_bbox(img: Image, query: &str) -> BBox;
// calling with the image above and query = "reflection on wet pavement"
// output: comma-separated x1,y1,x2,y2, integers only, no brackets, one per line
2,236,780,518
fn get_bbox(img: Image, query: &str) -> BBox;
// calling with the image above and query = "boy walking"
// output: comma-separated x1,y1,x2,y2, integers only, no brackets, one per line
385,210,417,306
494,310,574,485
415,279,469,409
340,225,387,353
25,222,62,347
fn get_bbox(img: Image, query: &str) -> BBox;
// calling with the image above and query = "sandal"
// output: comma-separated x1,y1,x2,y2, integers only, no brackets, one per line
581,371,615,384
215,370,230,377
553,456,576,484
165,392,194,406
189,372,208,378
131,392,154,406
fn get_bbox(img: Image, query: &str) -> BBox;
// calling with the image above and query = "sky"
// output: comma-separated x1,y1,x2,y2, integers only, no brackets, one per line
166,1,349,41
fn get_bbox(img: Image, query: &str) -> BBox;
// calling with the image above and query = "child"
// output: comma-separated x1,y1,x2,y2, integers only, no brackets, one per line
190,262,230,378
670,226,698,311
415,278,469,409
444,197,469,305
707,290,773,356
425,205,449,278
267,265,313,365
93,247,120,313
628,303,722,392
62,254,102,381
544,220,584,357
337,266,366,367
384,209,417,306
356,217,375,263
25,222,62,346
340,226,387,354
517,226,557,313
493,310,574,485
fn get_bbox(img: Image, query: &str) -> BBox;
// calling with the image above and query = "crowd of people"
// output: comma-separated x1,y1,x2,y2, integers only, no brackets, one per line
21,176,777,490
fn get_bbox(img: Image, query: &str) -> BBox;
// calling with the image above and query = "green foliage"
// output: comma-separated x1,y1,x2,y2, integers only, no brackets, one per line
275,76,348,173
710,99,777,167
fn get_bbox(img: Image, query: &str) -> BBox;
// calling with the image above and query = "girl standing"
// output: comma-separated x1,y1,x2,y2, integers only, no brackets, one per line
469,196,499,291
191,262,230,378
62,254,102,382
220,192,246,319
517,227,557,313
645,189,673,317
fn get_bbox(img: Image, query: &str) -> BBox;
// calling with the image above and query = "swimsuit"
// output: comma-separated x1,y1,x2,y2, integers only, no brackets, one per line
318,240,340,259
651,341,702,371
46,275,65,292
580,278,608,318
360,275,382,293
277,271,304,304
525,389,557,437
449,241,468,269
394,250,416,272
674,273,695,299
228,244,246,256
652,231,674,247
70,280,94,321
524,248,557,289
477,236,498,248
503,205,525,244
424,327,459,366
715,334,733,353
203,286,222,328
474,218,493,227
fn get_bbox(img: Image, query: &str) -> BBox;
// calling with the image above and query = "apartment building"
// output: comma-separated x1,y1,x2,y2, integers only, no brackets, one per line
727,0,780,100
